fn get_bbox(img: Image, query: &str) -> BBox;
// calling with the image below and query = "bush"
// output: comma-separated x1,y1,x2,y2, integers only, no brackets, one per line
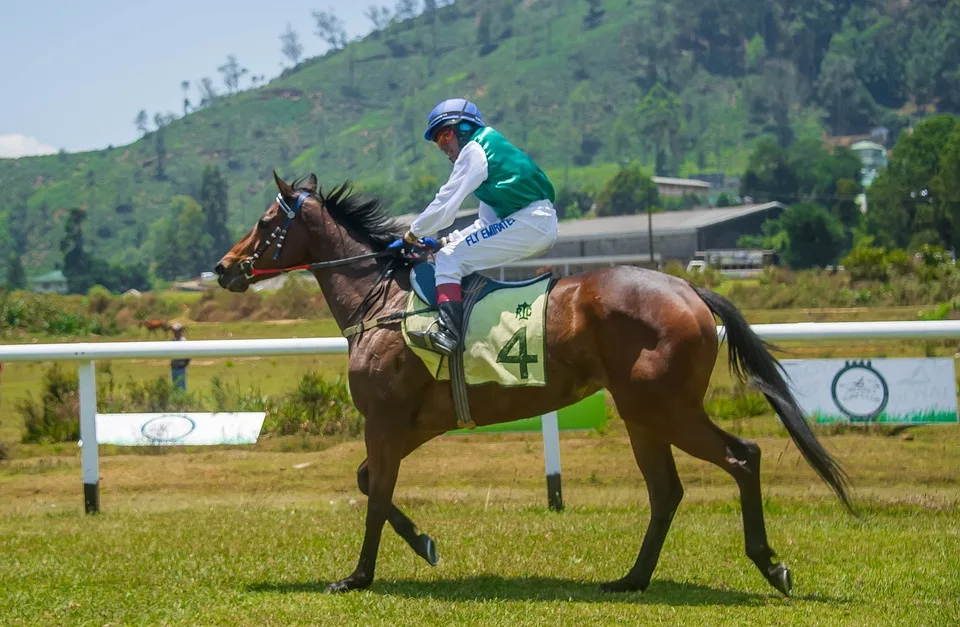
18,364,80,444
87,285,113,314
18,364,361,444
842,245,888,282
264,373,362,438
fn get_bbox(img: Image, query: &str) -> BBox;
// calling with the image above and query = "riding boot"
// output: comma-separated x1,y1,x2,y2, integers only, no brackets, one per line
426,300,463,356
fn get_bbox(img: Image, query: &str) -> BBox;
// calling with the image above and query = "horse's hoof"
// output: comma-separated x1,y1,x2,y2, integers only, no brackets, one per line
599,577,648,593
417,534,439,566
325,576,371,593
767,562,793,597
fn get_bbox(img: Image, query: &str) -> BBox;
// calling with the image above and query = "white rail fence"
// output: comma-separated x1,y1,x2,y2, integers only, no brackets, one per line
2,320,959,514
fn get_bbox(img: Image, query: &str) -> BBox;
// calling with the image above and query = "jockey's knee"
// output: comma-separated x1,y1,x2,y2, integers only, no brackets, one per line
434,249,464,284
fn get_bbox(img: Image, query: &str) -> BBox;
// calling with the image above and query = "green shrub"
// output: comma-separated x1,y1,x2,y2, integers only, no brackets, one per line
18,364,81,444
18,364,361,444
842,245,888,282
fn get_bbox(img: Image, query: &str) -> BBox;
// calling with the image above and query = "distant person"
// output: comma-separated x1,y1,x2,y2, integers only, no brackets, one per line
169,323,190,391
390,98,558,355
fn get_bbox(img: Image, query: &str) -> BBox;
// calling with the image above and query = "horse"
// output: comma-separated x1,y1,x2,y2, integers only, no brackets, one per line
140,319,171,337
215,171,853,596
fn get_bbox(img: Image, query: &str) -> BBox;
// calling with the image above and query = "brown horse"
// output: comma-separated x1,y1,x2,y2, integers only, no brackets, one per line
215,172,852,596
140,319,171,337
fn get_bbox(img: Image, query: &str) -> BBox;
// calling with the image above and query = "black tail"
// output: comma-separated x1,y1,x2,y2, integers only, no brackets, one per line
695,287,855,513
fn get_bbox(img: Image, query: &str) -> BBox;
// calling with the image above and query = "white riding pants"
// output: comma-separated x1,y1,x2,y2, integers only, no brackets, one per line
434,200,558,286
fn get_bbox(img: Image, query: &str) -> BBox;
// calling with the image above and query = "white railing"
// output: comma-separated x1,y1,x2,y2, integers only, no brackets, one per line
3,320,960,514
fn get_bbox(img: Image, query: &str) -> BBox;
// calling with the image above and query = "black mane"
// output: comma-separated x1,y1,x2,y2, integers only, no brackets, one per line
295,178,404,251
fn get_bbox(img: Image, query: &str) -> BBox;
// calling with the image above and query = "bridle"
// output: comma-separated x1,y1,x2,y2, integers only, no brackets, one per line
235,189,432,338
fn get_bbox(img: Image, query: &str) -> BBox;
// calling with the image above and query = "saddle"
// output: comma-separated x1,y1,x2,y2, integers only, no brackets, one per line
407,262,553,430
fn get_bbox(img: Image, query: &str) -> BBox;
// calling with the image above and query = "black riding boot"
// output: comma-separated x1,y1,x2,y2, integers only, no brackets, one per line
427,300,463,356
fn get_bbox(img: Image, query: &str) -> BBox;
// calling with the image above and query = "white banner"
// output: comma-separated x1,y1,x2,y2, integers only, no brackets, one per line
91,412,266,446
781,358,958,425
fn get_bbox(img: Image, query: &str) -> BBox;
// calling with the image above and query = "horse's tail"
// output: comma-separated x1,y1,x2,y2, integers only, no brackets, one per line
694,286,855,513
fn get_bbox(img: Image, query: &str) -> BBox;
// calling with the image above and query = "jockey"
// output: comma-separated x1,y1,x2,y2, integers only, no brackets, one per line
392,98,558,356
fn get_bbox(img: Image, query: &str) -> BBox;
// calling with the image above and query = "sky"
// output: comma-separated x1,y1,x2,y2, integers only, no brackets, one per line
0,0,373,158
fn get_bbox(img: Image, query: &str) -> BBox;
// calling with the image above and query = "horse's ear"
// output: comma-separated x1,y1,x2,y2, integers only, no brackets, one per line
303,174,318,193
273,170,294,198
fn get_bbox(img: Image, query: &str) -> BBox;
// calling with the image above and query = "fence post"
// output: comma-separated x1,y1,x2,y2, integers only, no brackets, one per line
78,361,100,514
541,411,563,511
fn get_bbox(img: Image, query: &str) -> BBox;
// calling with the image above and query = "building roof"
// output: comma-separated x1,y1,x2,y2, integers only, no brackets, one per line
32,270,67,283
652,176,711,189
850,140,886,152
392,202,783,240
557,202,785,240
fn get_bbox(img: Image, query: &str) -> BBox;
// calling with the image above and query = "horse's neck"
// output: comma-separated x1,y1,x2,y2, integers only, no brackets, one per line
307,224,401,330
313,263,390,330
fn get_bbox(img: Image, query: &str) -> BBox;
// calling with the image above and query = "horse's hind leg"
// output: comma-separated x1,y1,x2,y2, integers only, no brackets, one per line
356,458,438,566
601,421,684,593
670,410,792,597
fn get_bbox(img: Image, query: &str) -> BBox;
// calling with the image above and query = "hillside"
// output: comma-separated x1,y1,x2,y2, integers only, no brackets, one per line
1,0,958,278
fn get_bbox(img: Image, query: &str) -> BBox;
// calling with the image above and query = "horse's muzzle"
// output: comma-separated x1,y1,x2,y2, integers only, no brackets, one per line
215,263,250,293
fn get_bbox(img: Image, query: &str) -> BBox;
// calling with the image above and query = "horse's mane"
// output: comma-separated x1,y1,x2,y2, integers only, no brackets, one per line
294,177,404,251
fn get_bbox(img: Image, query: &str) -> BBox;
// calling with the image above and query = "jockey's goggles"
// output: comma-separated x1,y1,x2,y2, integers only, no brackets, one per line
432,126,457,147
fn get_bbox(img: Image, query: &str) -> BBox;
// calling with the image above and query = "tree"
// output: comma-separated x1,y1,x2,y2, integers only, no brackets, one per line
932,128,960,247
584,0,605,30
636,83,683,176
5,252,25,289
153,113,170,179
313,9,347,51
365,5,392,36
197,77,217,108
151,196,212,280
218,55,248,95
740,138,799,204
476,9,495,56
177,198,216,278
280,24,304,66
595,165,659,217
134,110,149,136
395,0,418,24
200,165,231,255
865,115,958,248
60,209,95,294
778,203,848,269
816,50,876,135
180,80,191,116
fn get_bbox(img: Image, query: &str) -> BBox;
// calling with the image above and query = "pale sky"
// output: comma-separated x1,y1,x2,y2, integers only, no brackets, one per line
0,0,373,157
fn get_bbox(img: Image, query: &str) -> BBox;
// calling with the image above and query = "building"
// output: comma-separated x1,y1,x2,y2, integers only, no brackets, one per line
399,202,786,280
849,140,888,188
652,176,711,198
31,270,68,294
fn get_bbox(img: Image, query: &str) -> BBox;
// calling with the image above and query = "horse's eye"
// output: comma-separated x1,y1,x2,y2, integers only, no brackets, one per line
258,218,271,231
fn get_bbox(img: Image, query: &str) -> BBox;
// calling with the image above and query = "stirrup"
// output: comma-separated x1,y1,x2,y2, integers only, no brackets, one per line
408,328,458,356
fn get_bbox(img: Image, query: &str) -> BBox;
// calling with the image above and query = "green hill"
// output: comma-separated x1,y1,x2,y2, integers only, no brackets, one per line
1,0,957,279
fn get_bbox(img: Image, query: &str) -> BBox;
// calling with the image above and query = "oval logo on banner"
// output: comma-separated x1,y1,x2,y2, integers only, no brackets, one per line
141,414,196,443
830,360,889,422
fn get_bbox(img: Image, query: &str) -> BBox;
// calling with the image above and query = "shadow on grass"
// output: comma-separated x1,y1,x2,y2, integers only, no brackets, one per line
248,575,847,607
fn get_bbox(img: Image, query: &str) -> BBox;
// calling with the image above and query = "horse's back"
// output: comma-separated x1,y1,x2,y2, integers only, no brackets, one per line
545,266,719,386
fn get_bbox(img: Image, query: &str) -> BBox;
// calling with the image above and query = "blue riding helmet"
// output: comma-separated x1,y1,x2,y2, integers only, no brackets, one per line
424,98,485,141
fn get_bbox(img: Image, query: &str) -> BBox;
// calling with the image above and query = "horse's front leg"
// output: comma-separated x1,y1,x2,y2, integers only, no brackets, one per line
327,425,402,593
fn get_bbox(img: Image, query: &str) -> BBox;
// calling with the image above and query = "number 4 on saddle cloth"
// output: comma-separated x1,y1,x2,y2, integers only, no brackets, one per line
403,262,553,388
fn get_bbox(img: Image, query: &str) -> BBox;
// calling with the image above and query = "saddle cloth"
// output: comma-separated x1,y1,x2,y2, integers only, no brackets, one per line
402,266,551,387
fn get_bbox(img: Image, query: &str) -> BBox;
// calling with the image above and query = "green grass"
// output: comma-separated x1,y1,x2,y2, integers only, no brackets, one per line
1,503,958,625
2,423,960,625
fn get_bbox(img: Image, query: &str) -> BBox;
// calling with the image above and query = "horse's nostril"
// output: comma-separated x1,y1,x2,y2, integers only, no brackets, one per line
215,263,226,276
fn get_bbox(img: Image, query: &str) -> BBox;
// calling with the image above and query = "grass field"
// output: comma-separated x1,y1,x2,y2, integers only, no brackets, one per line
2,423,959,625
1,306,959,624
